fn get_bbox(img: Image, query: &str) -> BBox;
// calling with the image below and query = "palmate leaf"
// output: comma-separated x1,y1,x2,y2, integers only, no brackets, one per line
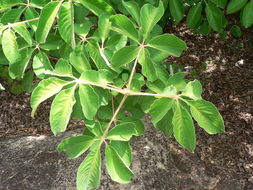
154,109,174,137
112,46,140,68
77,148,101,190
50,86,76,135
172,103,196,151
25,7,39,31
2,28,20,63
182,80,202,100
140,1,164,39
122,0,141,24
210,0,228,8
188,100,225,134
53,59,73,76
241,1,253,28
30,77,70,117
79,0,115,16
98,13,111,42
35,1,62,43
186,2,202,29
58,135,95,158
226,0,248,14
58,2,75,48
106,123,137,141
110,141,132,167
169,0,185,22
147,34,187,57
1,8,23,24
79,84,100,120
110,14,139,42
33,51,53,79
13,24,33,46
105,145,134,184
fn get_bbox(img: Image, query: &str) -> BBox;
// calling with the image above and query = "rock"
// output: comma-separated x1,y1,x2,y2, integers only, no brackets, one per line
0,126,242,190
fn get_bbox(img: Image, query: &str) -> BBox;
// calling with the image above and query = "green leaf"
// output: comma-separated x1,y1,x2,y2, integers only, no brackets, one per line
122,0,141,24
154,109,174,137
13,24,33,45
30,77,69,117
98,13,111,42
105,145,134,184
140,1,164,39
110,141,132,167
22,71,34,93
31,0,50,7
112,46,140,68
139,48,157,81
84,120,103,137
120,117,145,136
210,0,227,8
148,34,187,57
1,8,23,24
230,25,242,38
205,2,227,32
33,52,53,79
25,7,39,31
2,28,20,63
58,135,95,158
69,46,91,73
110,14,139,42
77,148,101,190
58,2,75,48
79,0,115,16
106,123,137,141
169,0,185,22
241,1,253,28
226,0,248,14
149,98,174,123
80,70,113,84
186,2,202,29
79,84,99,120
53,59,73,76
172,103,196,151
167,72,187,91
35,1,62,43
9,48,33,79
187,100,225,134
182,80,202,100
50,86,76,135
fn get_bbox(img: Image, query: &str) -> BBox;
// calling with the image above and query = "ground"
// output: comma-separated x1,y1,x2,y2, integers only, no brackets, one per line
0,22,253,189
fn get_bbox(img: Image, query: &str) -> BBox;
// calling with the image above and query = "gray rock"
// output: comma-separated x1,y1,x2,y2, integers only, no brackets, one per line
0,126,241,190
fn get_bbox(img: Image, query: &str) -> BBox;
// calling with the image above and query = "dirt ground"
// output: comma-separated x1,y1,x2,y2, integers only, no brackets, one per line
0,22,253,189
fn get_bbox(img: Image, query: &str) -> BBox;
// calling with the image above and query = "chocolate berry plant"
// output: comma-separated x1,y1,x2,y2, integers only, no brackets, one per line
0,0,225,189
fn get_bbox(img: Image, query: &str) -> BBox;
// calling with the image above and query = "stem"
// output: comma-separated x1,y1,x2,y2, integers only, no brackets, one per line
5,18,39,29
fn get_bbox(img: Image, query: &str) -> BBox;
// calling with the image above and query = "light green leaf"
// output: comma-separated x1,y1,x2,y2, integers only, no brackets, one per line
205,2,227,32
79,84,99,120
149,98,174,123
35,1,62,43
33,52,53,79
69,46,91,73
53,59,73,76
77,148,101,190
172,103,196,151
79,0,115,16
182,80,202,100
105,145,134,184
2,28,20,63
188,100,225,134
1,8,23,24
30,77,70,117
148,34,187,57
241,1,253,28
13,24,33,45
112,46,140,68
9,48,33,79
167,72,187,91
25,7,39,31
106,123,137,141
80,70,113,84
58,2,75,48
111,141,132,167
98,13,111,42
120,117,145,136
186,2,202,29
58,135,94,158
50,86,76,135
110,14,139,42
139,48,157,82
154,109,174,137
122,0,141,24
169,0,185,22
140,1,164,39
226,0,247,14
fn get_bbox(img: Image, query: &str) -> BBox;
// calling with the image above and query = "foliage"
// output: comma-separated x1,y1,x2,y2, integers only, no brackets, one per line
0,0,231,189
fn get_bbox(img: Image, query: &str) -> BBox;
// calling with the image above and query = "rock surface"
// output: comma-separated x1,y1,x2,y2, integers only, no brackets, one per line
0,126,243,190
